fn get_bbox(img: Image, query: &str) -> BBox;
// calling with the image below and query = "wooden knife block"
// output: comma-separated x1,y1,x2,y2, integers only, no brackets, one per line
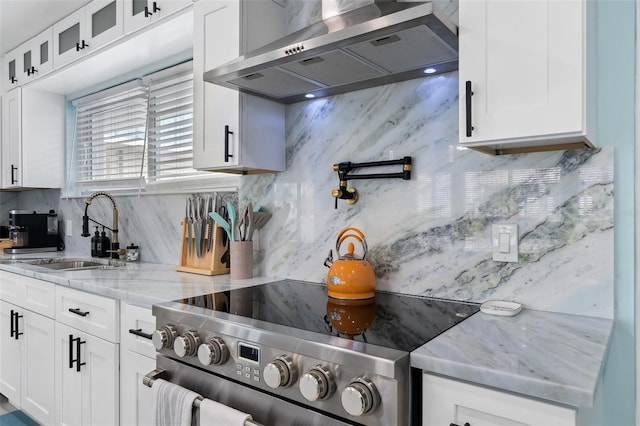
176,218,230,276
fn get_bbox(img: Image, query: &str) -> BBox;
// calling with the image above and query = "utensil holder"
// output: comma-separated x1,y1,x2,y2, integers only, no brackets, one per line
176,218,230,276
230,240,253,279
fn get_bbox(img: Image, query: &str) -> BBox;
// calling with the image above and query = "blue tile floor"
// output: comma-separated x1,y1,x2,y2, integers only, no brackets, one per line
0,395,39,426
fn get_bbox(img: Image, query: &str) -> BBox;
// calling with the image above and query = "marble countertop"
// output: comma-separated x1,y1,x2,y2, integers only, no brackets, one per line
411,308,613,409
0,252,278,308
1,252,612,409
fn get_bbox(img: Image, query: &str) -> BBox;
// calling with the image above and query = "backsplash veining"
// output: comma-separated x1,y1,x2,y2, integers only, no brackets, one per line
239,74,613,318
9,0,613,319
237,0,614,318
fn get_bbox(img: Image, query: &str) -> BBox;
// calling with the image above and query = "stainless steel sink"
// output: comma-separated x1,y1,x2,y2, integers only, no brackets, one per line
21,258,125,271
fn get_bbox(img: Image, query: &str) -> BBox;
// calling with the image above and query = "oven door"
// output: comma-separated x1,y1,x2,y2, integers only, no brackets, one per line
148,355,357,426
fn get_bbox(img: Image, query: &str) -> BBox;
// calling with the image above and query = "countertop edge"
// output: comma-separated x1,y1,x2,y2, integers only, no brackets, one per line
411,309,614,409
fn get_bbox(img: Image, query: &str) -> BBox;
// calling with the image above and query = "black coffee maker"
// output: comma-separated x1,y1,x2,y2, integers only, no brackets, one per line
5,210,59,253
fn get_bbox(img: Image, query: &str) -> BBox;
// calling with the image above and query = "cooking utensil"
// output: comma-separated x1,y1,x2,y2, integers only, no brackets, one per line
323,227,376,299
206,195,214,252
237,202,254,241
227,202,237,241
244,202,254,241
209,211,231,241
251,212,272,232
194,196,205,257
186,198,193,257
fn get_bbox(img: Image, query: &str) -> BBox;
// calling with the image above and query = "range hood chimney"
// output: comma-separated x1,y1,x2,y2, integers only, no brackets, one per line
203,0,458,104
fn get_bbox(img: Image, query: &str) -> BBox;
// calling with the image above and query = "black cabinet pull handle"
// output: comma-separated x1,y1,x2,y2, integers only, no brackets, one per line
10,76,17,83
153,2,161,12
224,125,234,163
14,312,22,340
465,80,474,137
69,334,75,369
69,308,90,317
69,335,86,372
129,328,153,340
75,40,88,51
10,310,22,340
10,310,15,338
450,423,471,426
144,6,152,17
11,165,17,185
76,337,86,372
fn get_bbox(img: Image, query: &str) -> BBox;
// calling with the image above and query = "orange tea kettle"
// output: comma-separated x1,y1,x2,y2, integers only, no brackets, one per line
323,227,376,299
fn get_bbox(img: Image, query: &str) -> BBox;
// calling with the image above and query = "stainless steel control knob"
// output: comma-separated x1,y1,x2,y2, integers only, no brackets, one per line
263,355,297,389
197,337,229,366
173,330,201,358
299,365,335,401
151,325,177,350
341,377,380,417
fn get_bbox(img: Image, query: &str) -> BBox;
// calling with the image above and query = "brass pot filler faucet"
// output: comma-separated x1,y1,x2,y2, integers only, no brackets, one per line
331,156,412,208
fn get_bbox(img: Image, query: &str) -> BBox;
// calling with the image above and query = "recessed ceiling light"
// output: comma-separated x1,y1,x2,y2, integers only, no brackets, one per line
423,68,437,74
305,93,315,98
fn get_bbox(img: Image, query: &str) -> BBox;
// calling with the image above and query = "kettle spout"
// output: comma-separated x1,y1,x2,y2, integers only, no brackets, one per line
323,249,334,268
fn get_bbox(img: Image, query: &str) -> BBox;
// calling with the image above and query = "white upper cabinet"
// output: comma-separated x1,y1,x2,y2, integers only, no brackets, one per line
1,88,65,189
124,0,193,34
458,0,596,155
22,28,54,84
4,48,23,91
193,0,285,174
4,28,54,90
53,0,124,68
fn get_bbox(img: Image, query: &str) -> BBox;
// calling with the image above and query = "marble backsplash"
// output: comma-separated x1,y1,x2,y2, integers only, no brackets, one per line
2,0,613,319
239,71,614,318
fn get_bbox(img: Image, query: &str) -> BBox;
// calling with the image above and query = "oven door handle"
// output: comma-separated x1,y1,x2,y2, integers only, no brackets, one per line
142,369,264,426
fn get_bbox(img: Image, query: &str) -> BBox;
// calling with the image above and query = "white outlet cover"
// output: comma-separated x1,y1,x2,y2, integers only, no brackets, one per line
66,219,73,237
492,224,518,262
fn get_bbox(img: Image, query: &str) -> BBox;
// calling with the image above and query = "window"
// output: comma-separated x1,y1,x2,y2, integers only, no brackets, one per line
73,81,148,190
68,61,237,196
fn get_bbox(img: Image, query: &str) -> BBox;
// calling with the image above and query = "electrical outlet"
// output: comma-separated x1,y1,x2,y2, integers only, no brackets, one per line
66,220,73,237
492,224,518,262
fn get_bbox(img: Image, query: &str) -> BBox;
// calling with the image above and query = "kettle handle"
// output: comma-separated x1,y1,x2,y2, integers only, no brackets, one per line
335,227,368,260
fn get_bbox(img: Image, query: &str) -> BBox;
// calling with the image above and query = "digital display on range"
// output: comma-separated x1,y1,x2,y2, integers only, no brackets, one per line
238,343,259,363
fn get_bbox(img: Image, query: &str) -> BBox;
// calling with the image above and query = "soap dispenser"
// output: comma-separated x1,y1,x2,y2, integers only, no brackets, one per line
98,227,111,258
91,227,99,257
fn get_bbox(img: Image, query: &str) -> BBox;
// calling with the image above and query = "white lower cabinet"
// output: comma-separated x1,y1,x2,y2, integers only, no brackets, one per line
423,374,576,426
120,351,156,426
55,286,120,426
55,322,119,426
0,274,56,426
120,303,156,426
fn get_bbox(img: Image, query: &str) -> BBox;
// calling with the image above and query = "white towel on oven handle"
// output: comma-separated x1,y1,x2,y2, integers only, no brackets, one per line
199,398,253,426
151,378,202,426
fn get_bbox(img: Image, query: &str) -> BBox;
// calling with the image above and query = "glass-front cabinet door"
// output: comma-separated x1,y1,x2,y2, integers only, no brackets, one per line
53,0,123,68
4,48,22,91
23,28,54,83
123,0,193,34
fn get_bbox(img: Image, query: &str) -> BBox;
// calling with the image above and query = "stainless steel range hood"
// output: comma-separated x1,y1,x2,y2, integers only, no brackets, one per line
203,0,458,104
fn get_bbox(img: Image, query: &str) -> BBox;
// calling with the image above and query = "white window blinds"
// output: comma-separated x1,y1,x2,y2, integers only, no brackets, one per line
69,61,223,196
73,82,148,189
146,69,203,183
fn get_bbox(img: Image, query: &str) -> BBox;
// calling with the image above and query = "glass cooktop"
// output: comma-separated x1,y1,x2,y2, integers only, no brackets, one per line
177,280,479,353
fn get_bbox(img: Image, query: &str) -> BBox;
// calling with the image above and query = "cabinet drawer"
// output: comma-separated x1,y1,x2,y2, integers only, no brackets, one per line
56,286,119,342
121,303,156,358
0,271,56,318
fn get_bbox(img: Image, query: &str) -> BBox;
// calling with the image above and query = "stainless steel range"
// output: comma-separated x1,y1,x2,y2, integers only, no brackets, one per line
148,280,478,425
